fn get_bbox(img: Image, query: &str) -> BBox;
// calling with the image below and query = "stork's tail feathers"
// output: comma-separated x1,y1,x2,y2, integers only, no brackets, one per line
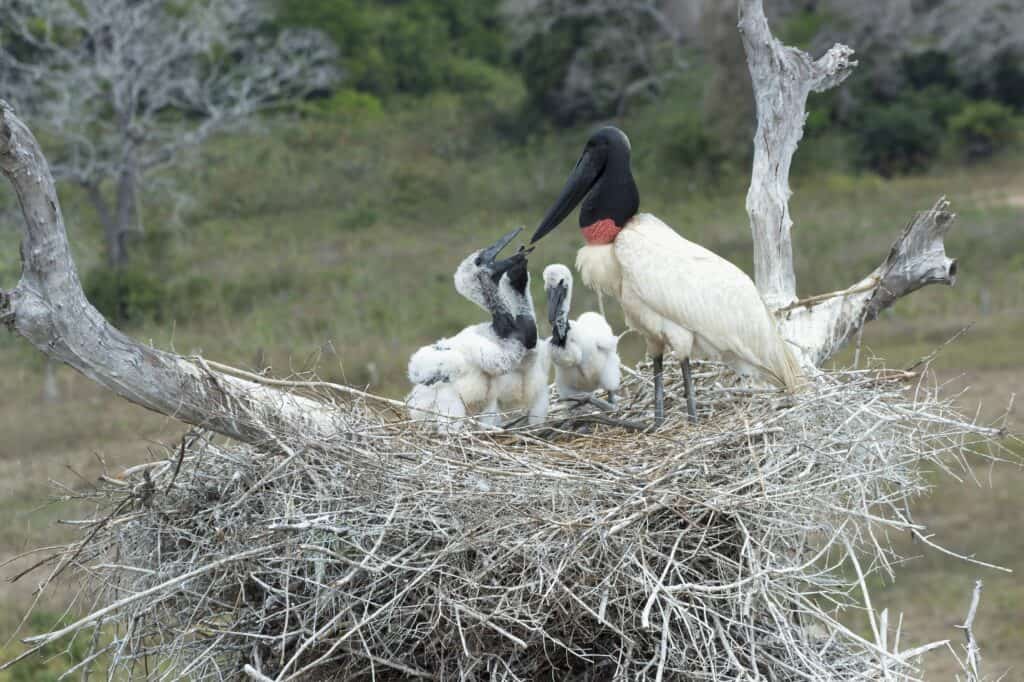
766,336,805,392
780,341,805,392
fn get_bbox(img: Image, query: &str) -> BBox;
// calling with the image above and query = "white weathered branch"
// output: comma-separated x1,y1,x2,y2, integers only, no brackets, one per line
780,198,957,365
740,0,857,309
956,579,984,681
0,102,341,445
739,0,958,364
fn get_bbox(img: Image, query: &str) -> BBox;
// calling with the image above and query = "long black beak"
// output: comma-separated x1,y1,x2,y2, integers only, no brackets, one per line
546,281,567,328
477,226,523,266
530,149,604,244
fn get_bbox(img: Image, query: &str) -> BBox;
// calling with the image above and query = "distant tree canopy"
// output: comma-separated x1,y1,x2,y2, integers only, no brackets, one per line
1,0,1020,218
277,0,1024,177
502,0,691,126
276,0,507,97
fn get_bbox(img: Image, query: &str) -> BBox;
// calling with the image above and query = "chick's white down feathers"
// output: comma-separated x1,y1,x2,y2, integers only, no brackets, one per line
543,264,621,400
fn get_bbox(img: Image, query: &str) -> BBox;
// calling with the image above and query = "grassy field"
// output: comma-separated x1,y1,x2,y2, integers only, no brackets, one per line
0,101,1021,678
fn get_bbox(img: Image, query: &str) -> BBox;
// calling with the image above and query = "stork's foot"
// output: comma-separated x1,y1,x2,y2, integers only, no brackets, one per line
585,395,617,412
565,393,615,412
606,390,617,406
682,358,697,424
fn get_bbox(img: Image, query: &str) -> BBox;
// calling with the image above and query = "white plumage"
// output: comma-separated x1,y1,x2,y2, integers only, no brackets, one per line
407,324,526,432
576,213,803,390
543,264,621,401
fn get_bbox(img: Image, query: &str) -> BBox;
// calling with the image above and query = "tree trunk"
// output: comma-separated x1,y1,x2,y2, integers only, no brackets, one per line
113,147,140,267
83,154,139,269
84,182,125,269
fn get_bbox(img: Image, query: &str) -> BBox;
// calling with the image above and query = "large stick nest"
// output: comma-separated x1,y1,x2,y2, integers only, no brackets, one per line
6,362,1011,681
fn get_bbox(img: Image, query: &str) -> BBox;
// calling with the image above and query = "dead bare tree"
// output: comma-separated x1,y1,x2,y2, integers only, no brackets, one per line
0,0,338,268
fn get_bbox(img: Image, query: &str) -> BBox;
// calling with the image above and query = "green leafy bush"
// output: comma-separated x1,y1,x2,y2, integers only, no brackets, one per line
83,265,167,326
854,101,942,176
992,51,1024,111
804,99,833,138
780,9,829,50
948,100,1019,161
277,0,507,99
661,111,736,182
445,57,524,109
514,17,592,126
902,50,959,90
308,89,383,121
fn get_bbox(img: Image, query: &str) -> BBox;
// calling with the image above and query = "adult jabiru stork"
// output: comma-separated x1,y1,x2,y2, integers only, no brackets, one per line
530,126,802,426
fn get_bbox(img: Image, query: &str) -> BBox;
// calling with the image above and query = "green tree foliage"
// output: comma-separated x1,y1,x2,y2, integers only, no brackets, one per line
828,47,1020,174
84,265,168,326
854,101,942,176
505,1,688,128
902,50,959,91
991,51,1024,112
277,0,506,98
514,17,593,125
949,100,1019,161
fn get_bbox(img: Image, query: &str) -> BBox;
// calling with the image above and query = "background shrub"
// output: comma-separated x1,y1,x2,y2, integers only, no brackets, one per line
855,101,942,175
948,100,1019,161
83,266,167,326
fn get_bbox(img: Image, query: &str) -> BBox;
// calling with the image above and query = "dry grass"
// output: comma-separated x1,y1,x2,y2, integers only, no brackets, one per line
0,360,1013,681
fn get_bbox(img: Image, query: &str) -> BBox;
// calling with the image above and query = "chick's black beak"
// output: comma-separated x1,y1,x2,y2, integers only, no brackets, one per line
531,148,603,244
490,246,531,293
477,226,523,266
546,281,567,328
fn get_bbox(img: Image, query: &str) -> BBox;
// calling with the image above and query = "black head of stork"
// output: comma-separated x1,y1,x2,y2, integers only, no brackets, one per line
531,126,639,244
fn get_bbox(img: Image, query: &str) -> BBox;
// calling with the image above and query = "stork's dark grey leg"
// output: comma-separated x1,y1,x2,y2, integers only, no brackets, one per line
607,390,617,406
681,357,697,423
653,354,665,428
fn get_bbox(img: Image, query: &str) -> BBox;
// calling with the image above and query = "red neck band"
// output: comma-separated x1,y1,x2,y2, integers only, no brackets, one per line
580,219,622,245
